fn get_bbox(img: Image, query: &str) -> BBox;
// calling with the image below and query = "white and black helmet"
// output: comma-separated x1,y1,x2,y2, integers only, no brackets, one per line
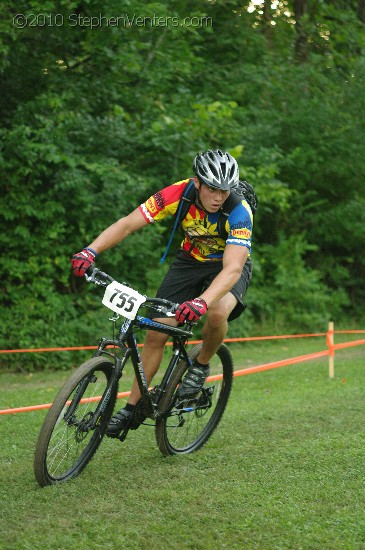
193,149,239,191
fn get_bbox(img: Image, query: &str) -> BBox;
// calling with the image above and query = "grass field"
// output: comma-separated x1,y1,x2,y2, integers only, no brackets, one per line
1,337,365,549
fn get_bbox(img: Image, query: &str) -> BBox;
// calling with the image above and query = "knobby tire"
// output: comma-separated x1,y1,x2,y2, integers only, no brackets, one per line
34,357,116,486
155,343,233,456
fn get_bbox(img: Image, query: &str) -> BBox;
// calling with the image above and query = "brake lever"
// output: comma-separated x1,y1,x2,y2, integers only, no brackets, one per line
165,311,177,318
85,265,96,283
85,267,114,286
85,271,96,284
85,270,105,286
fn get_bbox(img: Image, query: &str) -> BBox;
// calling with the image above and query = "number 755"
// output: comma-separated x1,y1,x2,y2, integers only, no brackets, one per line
110,290,137,313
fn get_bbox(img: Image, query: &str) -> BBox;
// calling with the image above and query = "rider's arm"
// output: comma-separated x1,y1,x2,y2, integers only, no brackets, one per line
198,244,249,308
88,208,148,254
89,180,192,254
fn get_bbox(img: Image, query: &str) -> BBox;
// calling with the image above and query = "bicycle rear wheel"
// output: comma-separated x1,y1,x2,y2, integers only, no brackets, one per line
155,343,233,456
34,357,116,486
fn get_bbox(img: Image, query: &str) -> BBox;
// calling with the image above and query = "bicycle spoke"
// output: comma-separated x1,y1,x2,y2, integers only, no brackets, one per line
34,358,116,486
155,344,233,455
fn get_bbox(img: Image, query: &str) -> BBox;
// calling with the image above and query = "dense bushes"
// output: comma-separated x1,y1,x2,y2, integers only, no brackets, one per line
1,0,364,369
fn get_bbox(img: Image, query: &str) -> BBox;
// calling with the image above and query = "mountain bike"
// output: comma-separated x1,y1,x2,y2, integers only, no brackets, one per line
34,266,234,486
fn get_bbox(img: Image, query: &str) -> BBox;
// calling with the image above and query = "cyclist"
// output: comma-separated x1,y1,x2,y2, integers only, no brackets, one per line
71,150,253,436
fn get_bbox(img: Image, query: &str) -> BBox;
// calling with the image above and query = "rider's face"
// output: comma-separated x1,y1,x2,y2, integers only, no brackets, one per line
194,178,230,213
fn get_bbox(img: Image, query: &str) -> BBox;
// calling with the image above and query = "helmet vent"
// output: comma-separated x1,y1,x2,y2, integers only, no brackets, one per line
193,149,239,191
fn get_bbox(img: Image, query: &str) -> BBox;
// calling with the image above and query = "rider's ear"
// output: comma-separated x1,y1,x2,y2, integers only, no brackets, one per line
193,177,201,190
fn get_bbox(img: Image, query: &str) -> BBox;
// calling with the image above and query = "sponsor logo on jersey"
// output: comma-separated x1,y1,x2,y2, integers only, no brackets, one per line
146,197,158,214
231,228,251,239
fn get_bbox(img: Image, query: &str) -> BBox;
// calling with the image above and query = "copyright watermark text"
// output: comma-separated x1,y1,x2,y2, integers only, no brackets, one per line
12,13,213,30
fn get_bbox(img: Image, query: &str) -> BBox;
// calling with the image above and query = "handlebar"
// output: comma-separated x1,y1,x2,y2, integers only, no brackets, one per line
85,265,114,286
85,265,180,317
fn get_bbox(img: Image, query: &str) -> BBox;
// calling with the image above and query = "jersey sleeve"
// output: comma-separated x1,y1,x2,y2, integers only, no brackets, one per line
138,180,189,223
225,200,253,252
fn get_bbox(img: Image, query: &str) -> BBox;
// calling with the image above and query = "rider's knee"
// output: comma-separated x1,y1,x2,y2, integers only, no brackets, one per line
144,328,169,349
205,294,237,327
206,304,230,327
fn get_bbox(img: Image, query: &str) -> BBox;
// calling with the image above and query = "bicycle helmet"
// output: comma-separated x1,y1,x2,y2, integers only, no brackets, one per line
193,149,239,191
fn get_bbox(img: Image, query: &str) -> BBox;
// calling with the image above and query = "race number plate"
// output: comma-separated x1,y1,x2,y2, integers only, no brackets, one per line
102,281,146,320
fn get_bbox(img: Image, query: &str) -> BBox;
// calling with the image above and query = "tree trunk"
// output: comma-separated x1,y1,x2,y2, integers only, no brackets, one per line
358,0,365,23
262,0,273,49
294,0,308,62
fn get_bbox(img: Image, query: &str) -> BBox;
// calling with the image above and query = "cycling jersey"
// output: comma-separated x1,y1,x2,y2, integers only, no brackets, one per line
139,179,253,262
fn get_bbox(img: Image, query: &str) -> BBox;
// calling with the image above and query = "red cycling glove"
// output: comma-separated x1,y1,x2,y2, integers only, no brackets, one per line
175,298,208,324
71,248,97,277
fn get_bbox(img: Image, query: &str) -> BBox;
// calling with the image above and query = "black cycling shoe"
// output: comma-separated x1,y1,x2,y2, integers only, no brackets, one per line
177,361,210,398
106,408,134,437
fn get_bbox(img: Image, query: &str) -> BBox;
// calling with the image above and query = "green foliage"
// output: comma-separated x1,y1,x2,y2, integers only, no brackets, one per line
249,235,349,331
1,0,364,369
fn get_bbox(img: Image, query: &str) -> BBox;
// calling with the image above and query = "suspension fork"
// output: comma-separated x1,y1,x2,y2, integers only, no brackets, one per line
65,345,131,429
64,373,96,423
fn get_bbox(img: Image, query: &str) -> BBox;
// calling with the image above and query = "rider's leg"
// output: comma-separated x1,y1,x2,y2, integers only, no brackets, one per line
107,318,179,435
177,292,237,398
127,317,178,405
197,292,237,364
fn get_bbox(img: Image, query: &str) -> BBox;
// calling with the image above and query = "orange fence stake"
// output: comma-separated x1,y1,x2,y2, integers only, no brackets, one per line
327,321,335,379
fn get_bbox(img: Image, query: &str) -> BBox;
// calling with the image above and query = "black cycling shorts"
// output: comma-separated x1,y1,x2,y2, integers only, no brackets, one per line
153,251,252,322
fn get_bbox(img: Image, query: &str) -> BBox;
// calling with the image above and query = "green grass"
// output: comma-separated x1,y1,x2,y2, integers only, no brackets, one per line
1,338,365,549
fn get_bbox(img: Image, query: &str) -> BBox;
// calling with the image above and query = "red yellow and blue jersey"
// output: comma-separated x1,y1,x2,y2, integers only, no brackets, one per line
139,179,253,262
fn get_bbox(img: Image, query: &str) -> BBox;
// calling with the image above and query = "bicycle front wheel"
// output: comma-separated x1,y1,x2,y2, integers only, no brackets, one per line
155,343,233,456
34,357,116,486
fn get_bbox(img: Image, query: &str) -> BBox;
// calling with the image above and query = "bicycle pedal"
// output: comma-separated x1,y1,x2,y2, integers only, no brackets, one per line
117,431,129,442
176,396,198,407
129,423,142,430
106,431,122,439
106,424,131,440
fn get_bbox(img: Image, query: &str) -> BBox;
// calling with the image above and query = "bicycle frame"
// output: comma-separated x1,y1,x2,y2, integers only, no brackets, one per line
34,266,233,486
76,307,194,436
